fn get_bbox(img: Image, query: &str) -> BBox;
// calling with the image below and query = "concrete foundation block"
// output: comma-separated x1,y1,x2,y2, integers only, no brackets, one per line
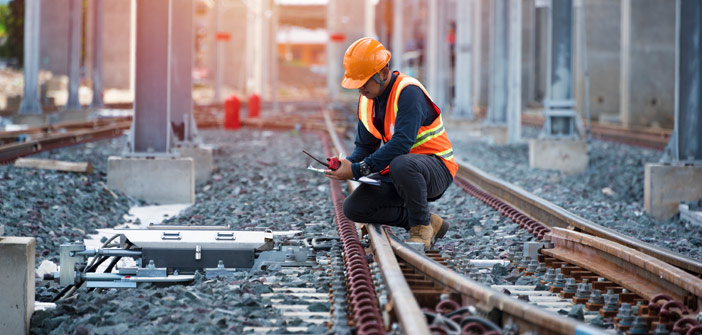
480,125,508,145
644,163,702,220
56,109,92,122
528,139,588,175
174,145,214,185
0,237,36,335
12,114,48,126
107,156,195,204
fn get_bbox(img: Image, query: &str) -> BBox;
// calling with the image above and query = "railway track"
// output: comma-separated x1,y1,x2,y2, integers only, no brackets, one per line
521,113,671,151
315,105,702,335
4,101,697,334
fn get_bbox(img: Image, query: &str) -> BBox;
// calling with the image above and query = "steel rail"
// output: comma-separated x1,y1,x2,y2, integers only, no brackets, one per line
0,121,130,164
543,227,702,311
386,233,603,335
322,107,431,335
520,113,671,150
455,158,702,276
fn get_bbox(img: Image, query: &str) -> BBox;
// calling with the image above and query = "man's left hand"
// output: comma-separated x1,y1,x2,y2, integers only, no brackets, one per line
324,158,353,180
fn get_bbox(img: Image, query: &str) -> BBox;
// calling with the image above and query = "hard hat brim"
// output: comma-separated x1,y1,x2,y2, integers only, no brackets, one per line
341,75,369,89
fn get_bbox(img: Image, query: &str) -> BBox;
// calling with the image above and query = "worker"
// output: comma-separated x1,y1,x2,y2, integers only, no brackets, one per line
324,37,458,249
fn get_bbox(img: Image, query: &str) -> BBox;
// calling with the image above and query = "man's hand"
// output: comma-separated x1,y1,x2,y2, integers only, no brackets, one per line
324,158,353,180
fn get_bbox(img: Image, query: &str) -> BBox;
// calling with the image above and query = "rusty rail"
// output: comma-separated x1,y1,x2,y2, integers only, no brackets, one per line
521,113,671,150
0,120,130,164
543,228,702,312
455,158,702,276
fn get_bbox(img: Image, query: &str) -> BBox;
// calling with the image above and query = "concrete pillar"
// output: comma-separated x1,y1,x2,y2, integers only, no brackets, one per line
523,0,538,106
108,0,195,204
454,0,473,119
214,0,223,103
91,0,104,108
645,0,702,219
530,0,588,174
326,0,341,100
488,0,508,124
18,0,42,116
669,0,702,163
574,0,620,124
471,0,484,108
391,0,403,71
0,237,35,335
533,1,549,103
170,0,194,142
425,0,449,112
66,0,83,111
620,0,675,128
507,0,522,143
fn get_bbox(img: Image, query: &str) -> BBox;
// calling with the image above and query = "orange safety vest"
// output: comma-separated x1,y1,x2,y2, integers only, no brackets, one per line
357,71,458,178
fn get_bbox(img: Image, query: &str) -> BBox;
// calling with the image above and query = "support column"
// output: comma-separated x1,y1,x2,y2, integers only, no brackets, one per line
529,0,588,174
108,0,194,204
391,0,403,71
454,0,473,119
471,0,483,109
66,0,82,111
91,0,104,108
645,0,702,219
488,0,508,124
620,0,675,128
507,0,522,143
18,0,42,117
425,0,449,112
326,0,341,100
214,0,223,103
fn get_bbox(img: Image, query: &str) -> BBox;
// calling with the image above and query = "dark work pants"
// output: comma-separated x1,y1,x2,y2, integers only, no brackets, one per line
343,154,453,230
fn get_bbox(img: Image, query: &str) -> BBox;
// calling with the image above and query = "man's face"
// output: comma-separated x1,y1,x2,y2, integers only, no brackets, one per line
358,70,387,99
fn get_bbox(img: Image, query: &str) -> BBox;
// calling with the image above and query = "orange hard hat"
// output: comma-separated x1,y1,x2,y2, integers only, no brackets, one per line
341,37,392,89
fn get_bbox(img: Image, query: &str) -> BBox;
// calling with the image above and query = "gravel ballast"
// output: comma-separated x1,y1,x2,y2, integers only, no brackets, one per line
445,124,702,260
28,129,338,334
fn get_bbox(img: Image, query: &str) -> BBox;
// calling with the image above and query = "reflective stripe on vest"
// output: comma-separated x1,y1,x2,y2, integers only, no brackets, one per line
357,72,458,177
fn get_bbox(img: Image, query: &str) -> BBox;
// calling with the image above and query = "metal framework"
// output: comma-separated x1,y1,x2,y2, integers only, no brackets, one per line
664,0,702,164
542,0,578,139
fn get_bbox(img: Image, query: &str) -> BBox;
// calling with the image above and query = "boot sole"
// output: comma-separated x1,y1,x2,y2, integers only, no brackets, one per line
430,221,450,248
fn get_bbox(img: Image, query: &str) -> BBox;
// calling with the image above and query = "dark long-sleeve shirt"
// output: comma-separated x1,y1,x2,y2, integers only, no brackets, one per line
348,72,439,179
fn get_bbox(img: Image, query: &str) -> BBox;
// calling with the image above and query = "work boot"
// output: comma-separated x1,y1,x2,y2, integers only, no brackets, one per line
406,224,433,249
429,213,450,247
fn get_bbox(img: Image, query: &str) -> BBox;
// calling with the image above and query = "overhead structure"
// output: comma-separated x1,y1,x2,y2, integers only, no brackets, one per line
66,0,83,111
541,0,577,139
18,0,42,116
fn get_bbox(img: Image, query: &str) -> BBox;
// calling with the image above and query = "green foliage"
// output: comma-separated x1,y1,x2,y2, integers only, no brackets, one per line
0,0,24,67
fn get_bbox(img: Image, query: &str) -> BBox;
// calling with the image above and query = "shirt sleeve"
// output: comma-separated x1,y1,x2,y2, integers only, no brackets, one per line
363,85,428,173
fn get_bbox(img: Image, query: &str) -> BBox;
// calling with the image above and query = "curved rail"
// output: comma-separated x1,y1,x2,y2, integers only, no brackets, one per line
455,158,702,276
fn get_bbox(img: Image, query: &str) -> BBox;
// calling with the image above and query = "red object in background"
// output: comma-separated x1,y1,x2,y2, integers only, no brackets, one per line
224,96,240,130
216,32,231,41
248,94,260,119
329,33,346,42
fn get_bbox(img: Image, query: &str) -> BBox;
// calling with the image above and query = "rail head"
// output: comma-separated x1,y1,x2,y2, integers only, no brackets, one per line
386,233,603,335
455,158,702,276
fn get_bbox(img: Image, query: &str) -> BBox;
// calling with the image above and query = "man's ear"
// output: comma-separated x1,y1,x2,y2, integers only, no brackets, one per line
381,66,391,80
